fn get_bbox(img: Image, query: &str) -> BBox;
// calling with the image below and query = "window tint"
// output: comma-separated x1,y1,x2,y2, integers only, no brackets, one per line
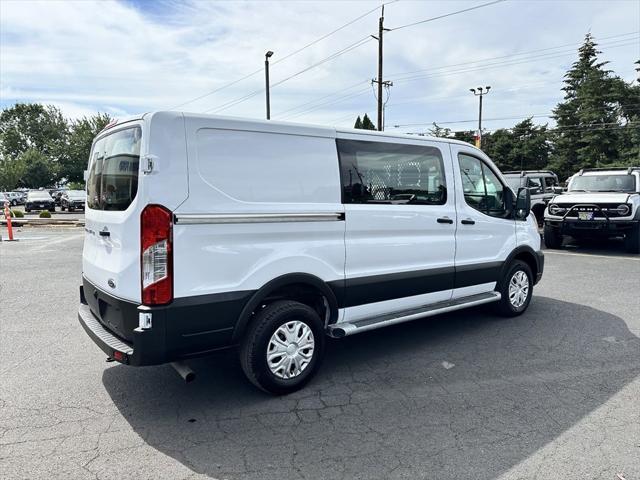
337,139,447,205
526,177,543,194
458,154,507,218
87,126,141,211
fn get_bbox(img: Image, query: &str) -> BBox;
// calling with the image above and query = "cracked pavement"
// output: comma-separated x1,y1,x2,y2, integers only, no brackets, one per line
1,230,639,479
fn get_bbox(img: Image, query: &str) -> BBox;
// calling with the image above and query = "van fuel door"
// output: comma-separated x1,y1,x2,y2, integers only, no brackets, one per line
142,154,158,174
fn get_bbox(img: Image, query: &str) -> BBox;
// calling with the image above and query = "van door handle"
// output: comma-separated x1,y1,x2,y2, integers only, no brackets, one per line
99,230,110,237
437,217,454,224
461,219,475,225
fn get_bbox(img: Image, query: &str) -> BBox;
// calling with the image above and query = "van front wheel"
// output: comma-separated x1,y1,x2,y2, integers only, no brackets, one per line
240,300,325,395
495,260,533,317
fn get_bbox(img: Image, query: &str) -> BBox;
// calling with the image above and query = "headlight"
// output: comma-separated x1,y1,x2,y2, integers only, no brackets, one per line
616,204,630,216
548,204,565,216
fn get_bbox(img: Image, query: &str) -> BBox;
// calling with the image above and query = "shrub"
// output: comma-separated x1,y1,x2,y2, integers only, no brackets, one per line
13,210,24,218
7,209,15,217
39,210,52,218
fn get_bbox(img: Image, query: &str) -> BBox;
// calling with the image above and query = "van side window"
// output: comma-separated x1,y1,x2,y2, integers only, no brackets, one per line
337,139,447,205
458,154,507,218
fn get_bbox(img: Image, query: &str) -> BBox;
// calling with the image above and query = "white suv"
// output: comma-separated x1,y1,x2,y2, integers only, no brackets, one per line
543,167,640,253
78,112,544,394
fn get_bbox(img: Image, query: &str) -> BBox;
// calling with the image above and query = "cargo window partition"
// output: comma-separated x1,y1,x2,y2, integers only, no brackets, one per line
87,126,141,211
337,139,447,205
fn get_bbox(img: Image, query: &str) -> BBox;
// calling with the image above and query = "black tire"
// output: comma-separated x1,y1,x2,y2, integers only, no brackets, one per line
624,223,640,254
495,260,534,317
543,223,562,249
49,207,55,213
25,208,30,213
60,205,66,211
240,300,325,395
69,206,74,212
11,200,17,206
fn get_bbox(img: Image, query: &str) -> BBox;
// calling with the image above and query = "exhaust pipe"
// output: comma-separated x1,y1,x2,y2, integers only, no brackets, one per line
171,361,195,383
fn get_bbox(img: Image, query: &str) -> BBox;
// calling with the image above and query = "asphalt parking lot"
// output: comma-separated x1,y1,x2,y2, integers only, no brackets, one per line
1,229,639,480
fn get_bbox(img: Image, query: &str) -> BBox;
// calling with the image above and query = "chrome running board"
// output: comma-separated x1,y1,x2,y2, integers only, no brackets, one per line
327,291,501,338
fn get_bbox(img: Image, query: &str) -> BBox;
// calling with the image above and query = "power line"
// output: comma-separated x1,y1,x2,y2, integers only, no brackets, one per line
205,36,373,114
390,0,507,31
167,2,393,110
388,31,639,78
278,35,638,122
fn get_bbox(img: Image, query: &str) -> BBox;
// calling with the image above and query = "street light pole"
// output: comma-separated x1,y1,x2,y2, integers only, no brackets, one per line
469,86,491,148
265,51,274,120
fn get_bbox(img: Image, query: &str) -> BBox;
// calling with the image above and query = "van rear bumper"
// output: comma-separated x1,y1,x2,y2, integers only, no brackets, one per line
78,279,250,366
78,296,168,366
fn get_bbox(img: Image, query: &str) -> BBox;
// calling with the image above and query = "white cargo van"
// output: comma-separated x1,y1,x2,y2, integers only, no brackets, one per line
79,112,544,394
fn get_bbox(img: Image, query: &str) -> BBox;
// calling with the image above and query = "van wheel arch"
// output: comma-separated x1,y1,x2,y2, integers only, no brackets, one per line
232,273,339,342
499,246,539,287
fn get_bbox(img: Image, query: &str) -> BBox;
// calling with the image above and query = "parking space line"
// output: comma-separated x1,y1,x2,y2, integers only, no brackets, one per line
544,250,640,261
32,233,83,250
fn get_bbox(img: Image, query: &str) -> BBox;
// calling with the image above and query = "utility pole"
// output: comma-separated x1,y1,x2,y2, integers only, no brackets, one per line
265,51,274,120
470,86,491,148
371,6,391,131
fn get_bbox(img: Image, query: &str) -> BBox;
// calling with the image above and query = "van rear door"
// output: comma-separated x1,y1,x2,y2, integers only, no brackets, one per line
83,123,144,303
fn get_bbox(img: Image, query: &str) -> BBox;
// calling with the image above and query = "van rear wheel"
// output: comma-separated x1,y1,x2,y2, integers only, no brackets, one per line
240,300,325,395
495,260,533,317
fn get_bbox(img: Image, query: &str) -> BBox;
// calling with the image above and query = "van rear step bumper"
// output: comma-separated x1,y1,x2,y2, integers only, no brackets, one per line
78,303,134,361
328,291,501,338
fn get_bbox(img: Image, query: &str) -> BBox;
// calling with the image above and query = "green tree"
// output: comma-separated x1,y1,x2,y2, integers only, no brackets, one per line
354,116,363,129
63,113,112,183
484,118,551,171
0,103,68,160
361,113,376,130
427,122,452,138
550,34,631,178
0,156,26,190
19,149,57,188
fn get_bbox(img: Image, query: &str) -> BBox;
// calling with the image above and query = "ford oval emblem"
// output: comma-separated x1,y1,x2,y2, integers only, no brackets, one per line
108,279,116,289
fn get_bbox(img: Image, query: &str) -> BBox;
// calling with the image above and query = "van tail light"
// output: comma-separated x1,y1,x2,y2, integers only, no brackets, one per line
141,205,173,305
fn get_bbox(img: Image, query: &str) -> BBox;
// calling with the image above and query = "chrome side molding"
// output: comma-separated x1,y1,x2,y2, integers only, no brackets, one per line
174,212,345,225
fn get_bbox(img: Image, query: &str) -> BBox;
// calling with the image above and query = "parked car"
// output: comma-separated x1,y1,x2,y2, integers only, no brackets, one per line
60,190,86,211
503,170,561,225
1,191,25,206
543,167,640,253
25,190,55,212
78,112,544,395
50,189,67,206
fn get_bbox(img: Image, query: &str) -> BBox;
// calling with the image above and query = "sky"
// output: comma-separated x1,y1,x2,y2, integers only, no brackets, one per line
1,0,639,134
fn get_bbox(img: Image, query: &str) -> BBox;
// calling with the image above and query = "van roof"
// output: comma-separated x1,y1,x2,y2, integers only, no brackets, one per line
128,110,477,149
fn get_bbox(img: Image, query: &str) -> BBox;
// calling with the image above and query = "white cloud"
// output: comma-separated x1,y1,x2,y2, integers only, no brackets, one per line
1,0,638,129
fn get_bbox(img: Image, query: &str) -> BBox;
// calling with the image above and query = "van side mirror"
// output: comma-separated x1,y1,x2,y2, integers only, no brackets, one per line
515,187,531,220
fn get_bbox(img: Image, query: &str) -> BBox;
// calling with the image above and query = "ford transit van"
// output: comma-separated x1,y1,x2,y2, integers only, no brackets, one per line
78,112,543,394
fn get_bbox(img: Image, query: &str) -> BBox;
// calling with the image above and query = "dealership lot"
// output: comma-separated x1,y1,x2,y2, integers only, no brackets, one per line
1,229,638,480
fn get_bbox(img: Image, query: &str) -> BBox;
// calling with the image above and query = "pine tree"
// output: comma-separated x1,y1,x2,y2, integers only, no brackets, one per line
354,116,362,129
551,34,623,179
361,113,376,130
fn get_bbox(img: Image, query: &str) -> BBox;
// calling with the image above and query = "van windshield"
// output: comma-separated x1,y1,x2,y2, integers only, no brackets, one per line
87,126,141,211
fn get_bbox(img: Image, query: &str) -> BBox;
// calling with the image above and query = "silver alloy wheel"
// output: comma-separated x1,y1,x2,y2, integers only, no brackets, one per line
267,320,315,379
508,270,530,309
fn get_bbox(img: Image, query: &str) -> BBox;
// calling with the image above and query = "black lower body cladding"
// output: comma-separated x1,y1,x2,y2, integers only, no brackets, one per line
78,252,545,366
79,278,253,365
